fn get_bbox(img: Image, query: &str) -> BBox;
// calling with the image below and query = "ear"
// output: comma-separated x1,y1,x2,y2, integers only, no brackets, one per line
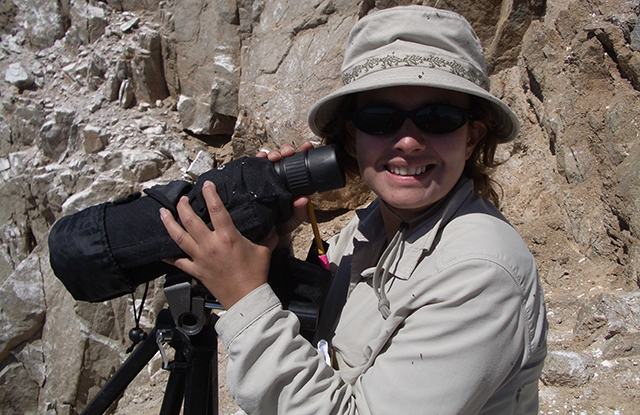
466,120,487,159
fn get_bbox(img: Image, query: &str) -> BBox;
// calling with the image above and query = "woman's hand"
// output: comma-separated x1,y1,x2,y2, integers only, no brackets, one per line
160,181,278,310
257,142,315,248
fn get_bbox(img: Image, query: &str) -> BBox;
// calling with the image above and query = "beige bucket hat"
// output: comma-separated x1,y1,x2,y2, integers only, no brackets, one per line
307,6,520,143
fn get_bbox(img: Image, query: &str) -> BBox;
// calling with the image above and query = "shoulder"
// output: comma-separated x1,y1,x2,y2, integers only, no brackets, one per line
436,195,537,285
326,200,382,263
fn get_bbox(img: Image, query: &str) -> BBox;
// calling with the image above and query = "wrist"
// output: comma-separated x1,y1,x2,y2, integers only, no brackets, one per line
215,277,267,310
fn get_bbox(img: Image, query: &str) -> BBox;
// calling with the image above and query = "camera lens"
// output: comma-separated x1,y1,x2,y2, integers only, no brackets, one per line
272,144,346,197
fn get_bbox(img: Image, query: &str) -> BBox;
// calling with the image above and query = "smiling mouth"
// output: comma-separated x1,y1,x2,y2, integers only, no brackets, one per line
386,165,431,176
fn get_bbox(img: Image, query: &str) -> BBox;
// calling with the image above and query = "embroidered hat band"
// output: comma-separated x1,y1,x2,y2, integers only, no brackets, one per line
342,52,490,91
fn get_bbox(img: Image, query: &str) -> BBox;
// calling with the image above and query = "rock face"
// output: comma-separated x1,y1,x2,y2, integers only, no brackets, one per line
0,0,639,414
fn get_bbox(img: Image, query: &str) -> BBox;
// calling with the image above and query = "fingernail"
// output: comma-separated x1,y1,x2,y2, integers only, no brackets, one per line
159,208,169,219
203,180,214,189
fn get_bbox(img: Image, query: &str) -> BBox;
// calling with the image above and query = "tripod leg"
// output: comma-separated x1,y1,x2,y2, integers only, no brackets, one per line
159,349,188,415
81,327,159,415
183,324,218,415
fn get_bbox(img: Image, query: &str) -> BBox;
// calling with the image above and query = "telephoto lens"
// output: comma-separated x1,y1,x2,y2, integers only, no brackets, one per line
49,145,346,302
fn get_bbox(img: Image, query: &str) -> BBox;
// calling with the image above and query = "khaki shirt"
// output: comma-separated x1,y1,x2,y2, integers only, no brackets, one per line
216,178,547,415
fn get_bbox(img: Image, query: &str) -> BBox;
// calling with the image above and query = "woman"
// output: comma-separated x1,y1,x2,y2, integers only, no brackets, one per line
160,5,547,414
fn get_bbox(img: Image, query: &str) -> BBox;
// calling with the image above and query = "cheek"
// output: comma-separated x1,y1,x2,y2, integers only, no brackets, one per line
355,135,376,167
432,135,473,165
355,142,370,176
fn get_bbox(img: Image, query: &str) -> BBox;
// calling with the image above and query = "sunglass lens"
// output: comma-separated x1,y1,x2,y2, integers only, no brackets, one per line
415,106,468,134
352,105,469,135
352,107,403,135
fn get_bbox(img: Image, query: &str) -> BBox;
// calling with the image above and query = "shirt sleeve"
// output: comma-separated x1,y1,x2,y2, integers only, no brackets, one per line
215,283,359,414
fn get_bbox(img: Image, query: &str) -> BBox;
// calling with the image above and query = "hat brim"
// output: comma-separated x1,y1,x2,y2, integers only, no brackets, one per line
308,66,520,143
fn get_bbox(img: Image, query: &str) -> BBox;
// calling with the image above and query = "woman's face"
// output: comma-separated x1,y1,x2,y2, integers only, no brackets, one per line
348,86,486,221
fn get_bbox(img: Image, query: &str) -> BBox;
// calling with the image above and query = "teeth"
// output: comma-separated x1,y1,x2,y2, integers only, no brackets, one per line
389,166,427,176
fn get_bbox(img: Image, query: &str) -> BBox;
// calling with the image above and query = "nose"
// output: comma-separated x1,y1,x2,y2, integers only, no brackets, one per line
393,119,427,153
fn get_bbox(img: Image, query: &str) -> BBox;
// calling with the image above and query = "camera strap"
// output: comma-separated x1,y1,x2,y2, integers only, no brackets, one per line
312,254,352,346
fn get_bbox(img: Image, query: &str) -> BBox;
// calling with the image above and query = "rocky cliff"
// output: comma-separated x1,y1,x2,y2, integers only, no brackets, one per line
1,0,639,414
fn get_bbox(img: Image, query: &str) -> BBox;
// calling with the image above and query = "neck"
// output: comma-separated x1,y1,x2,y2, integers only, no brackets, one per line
379,202,424,241
379,194,453,241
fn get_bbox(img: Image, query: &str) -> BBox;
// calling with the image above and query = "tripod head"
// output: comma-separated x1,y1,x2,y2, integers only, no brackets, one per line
163,273,215,338
158,246,332,344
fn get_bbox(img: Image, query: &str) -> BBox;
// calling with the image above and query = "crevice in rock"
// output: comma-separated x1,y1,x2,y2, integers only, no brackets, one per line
592,28,640,91
526,67,545,103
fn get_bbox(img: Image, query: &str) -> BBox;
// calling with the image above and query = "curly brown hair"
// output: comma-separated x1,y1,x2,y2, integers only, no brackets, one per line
322,94,506,207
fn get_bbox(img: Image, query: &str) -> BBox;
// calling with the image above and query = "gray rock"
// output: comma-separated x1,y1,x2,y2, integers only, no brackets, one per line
119,79,135,108
603,332,640,358
187,150,215,178
71,2,108,45
118,148,168,182
13,339,46,387
104,0,162,12
37,108,76,161
177,95,212,135
574,292,640,348
6,100,46,147
82,124,107,153
541,351,596,387
632,16,640,51
169,0,240,129
4,62,34,89
120,16,140,32
0,253,46,363
0,221,34,278
14,0,67,49
129,29,169,103
617,142,640,238
0,360,39,415
60,178,133,215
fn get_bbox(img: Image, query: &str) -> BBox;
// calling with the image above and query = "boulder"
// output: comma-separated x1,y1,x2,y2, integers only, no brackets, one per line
13,0,67,50
0,253,46,363
541,350,597,387
4,62,35,89
129,28,170,104
38,108,76,161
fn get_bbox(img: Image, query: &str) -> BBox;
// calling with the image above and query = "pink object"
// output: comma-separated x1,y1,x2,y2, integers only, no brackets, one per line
318,254,330,270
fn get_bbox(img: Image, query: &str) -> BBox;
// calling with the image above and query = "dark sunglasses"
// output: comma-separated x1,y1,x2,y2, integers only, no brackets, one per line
351,104,473,136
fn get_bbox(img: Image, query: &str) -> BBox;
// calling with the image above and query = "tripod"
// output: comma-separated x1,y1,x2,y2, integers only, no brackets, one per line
79,251,329,415
81,279,220,415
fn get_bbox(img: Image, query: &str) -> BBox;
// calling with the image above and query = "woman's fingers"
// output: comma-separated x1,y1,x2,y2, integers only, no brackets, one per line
293,197,310,224
256,141,316,162
159,204,199,256
274,196,309,249
158,176,279,309
201,181,237,238
299,141,315,152
162,254,194,273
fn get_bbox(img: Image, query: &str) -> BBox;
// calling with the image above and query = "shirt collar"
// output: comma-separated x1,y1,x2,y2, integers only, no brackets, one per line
353,177,475,281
